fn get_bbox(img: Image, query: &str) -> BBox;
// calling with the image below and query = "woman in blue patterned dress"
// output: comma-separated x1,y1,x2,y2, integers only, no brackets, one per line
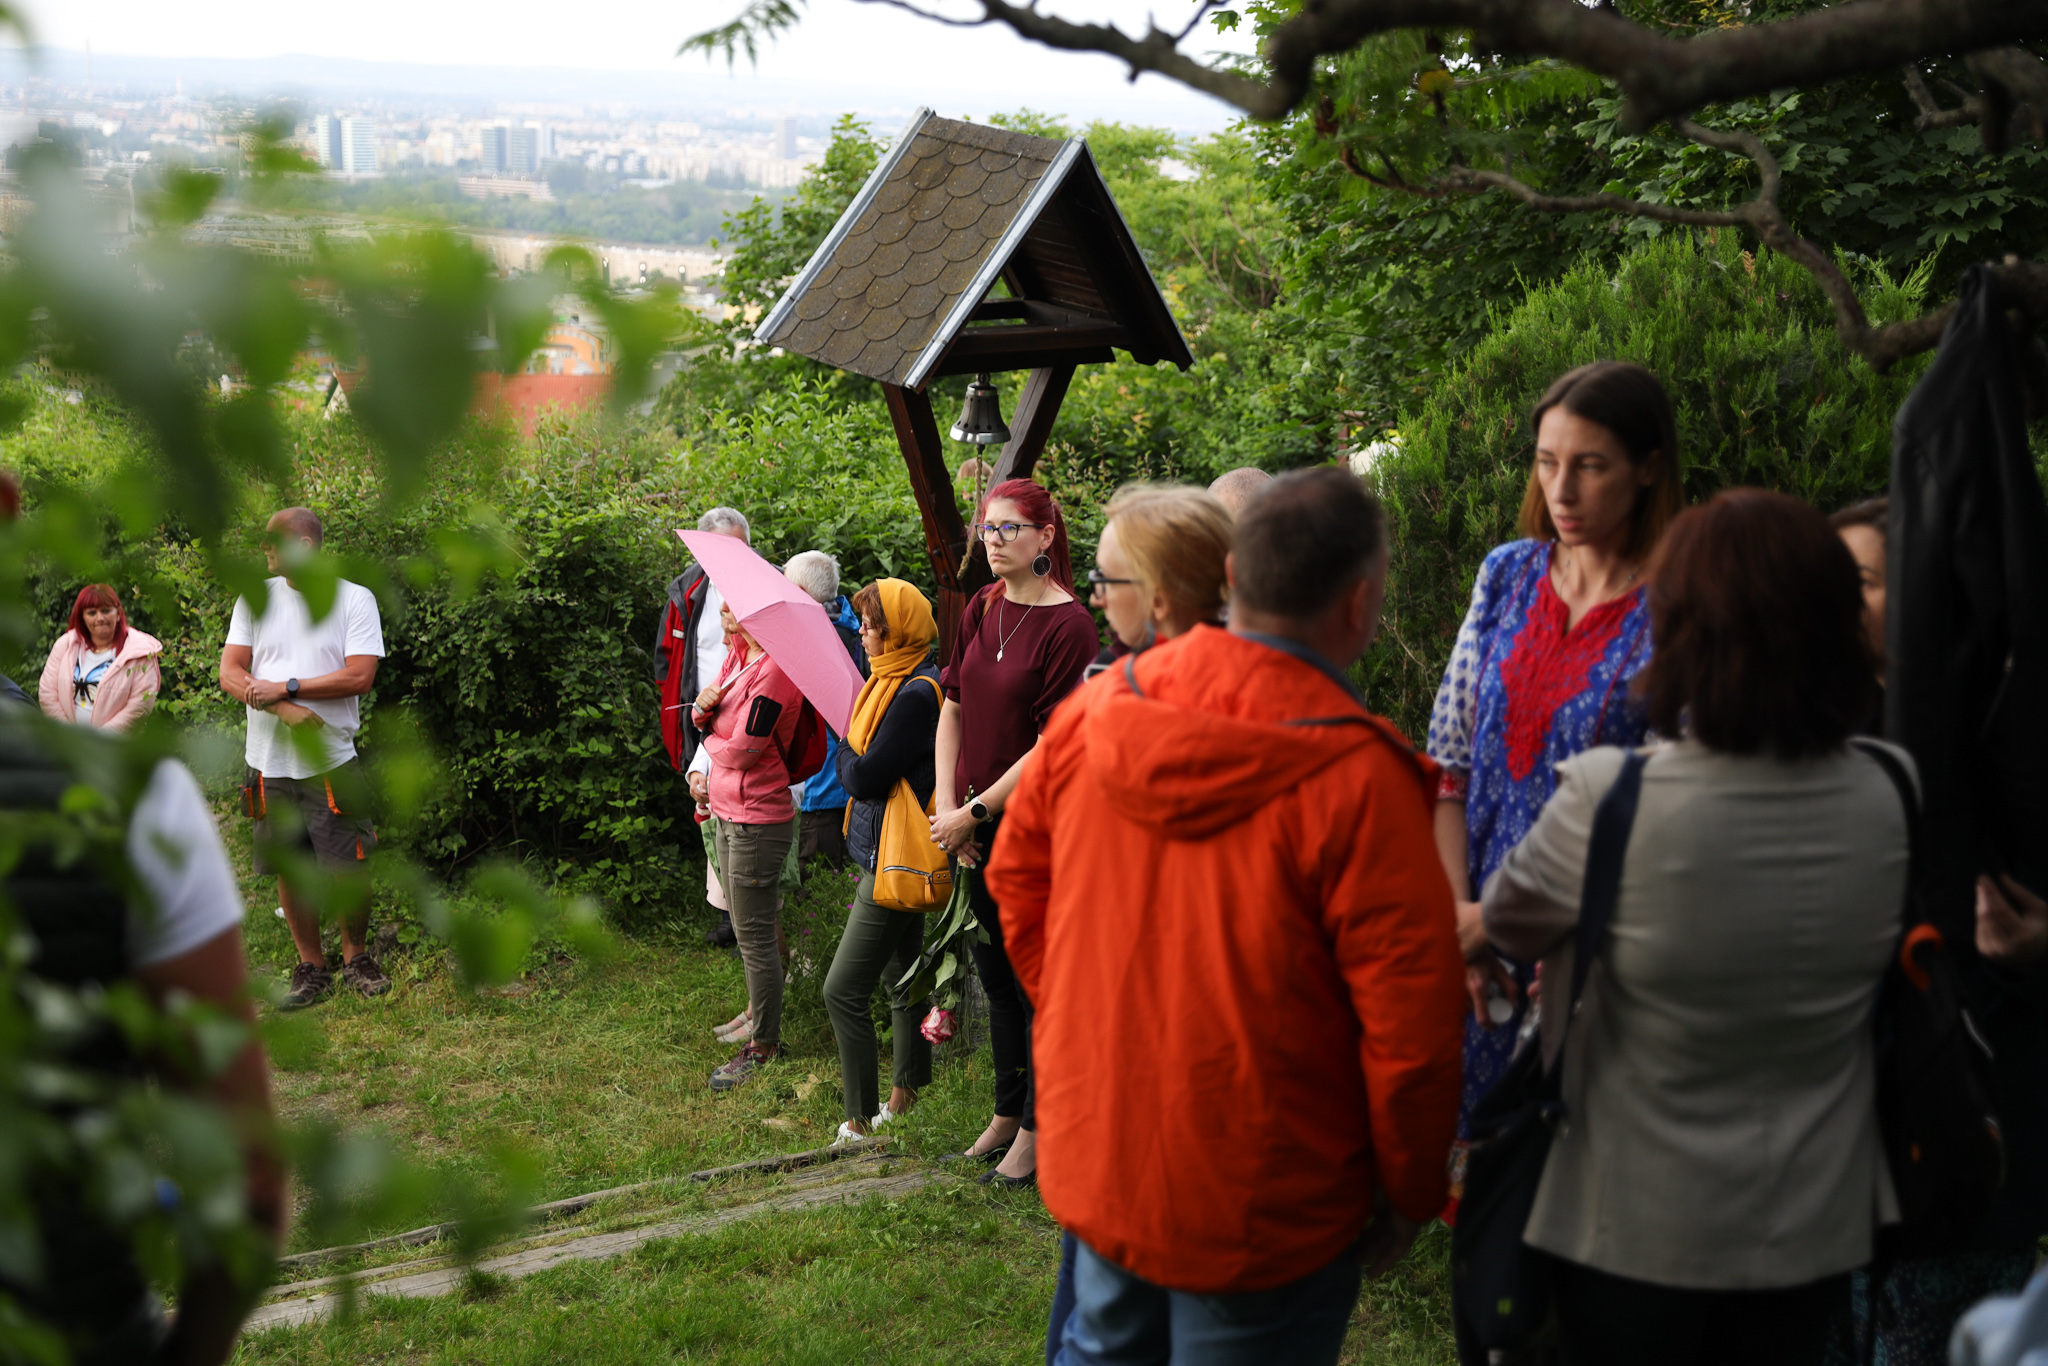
1426,361,1683,1206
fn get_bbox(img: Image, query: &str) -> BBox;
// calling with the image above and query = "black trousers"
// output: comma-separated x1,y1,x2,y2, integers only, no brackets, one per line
1547,1253,1848,1366
967,817,1033,1130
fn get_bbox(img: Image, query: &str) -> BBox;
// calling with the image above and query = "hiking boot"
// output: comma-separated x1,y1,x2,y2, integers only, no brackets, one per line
343,952,393,998
709,1042,779,1092
704,910,737,949
281,961,334,1010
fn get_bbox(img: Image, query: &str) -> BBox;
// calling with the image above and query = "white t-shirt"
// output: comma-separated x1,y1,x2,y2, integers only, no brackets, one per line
686,580,728,781
127,759,244,969
74,646,116,725
225,577,386,779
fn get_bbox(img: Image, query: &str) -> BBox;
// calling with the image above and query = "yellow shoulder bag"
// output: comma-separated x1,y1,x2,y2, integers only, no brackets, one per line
871,677,954,912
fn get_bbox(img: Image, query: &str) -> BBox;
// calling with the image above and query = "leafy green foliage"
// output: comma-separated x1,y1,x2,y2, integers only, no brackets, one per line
0,129,689,1351
1254,4,2048,433
14,377,922,927
1362,229,1932,736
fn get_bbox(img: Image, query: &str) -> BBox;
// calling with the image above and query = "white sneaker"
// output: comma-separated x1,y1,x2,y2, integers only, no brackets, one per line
832,1121,868,1146
871,1102,897,1128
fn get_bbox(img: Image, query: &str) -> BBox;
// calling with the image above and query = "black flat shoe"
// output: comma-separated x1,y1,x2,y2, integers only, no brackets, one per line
939,1142,1012,1165
978,1168,1037,1190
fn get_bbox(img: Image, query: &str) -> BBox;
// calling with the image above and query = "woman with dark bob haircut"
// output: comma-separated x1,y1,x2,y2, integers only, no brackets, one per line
1427,360,1683,1204
1480,490,1908,1365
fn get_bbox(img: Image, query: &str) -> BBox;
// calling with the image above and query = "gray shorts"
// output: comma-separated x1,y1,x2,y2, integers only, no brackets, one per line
247,762,377,875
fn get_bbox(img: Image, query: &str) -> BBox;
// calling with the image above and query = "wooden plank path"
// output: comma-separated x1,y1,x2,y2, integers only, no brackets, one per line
247,1148,933,1333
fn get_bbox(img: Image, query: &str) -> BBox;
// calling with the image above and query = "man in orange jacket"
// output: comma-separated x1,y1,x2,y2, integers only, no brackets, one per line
988,466,1466,1365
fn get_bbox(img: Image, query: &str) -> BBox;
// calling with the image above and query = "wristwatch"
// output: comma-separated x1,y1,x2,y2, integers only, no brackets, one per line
967,797,990,823
285,678,300,699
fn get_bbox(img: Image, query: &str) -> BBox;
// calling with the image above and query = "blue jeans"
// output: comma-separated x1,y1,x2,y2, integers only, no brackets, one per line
1054,1236,1361,1366
1048,1232,1078,1366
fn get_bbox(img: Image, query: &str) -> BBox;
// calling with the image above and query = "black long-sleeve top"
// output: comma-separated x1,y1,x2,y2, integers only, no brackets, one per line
838,666,941,872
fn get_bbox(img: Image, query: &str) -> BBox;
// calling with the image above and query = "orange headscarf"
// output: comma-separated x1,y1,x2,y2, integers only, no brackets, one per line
846,579,937,754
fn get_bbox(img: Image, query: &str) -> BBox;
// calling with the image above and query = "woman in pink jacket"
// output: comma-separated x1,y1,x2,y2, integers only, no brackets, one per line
38,584,163,731
688,597,805,1093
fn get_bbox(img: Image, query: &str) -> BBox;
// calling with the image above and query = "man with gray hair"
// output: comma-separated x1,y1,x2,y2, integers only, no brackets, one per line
1207,467,1274,520
655,506,751,948
784,549,867,870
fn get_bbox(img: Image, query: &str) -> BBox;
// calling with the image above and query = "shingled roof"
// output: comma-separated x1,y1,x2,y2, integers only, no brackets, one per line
755,110,1192,391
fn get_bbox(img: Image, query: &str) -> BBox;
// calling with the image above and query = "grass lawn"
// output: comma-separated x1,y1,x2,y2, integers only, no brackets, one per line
225,825,1457,1364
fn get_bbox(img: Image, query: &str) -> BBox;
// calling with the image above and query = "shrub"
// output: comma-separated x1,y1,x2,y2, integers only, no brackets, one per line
1363,229,1936,739
7,377,941,926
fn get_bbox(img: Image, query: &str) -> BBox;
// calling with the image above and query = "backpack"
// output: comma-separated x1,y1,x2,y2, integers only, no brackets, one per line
1852,738,2005,1259
740,689,829,785
784,699,829,784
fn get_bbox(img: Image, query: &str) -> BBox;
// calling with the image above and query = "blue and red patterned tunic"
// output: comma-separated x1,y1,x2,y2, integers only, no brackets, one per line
1426,538,1653,1154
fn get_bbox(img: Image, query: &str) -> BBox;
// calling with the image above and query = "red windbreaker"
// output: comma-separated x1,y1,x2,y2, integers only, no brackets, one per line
988,625,1466,1293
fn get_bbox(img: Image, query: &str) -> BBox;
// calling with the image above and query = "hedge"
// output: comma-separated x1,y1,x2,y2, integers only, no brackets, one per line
1362,229,1938,739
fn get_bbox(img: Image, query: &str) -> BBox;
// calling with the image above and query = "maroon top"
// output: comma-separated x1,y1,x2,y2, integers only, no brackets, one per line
943,583,1099,801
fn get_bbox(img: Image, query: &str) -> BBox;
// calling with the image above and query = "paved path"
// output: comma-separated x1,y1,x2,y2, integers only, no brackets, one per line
247,1161,935,1332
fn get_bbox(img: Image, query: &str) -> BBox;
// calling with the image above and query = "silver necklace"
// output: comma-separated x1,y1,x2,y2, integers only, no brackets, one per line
994,586,1044,663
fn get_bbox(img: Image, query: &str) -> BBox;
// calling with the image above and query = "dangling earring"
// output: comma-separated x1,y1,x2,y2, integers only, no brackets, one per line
1134,617,1157,652
1031,552,1051,577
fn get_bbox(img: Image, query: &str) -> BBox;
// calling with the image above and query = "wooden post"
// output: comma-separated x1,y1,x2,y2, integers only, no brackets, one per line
990,364,1074,487
882,383,971,660
955,364,1077,597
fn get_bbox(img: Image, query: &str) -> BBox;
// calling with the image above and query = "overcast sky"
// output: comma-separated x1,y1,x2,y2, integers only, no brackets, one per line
19,0,1256,129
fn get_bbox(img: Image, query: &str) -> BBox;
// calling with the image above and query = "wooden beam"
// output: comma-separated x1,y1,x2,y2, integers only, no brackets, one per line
991,364,1074,487
882,382,972,660
932,345,1116,377
951,364,1077,598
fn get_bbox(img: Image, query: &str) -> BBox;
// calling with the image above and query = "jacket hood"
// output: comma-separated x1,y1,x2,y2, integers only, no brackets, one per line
115,628,163,662
1082,626,1420,840
666,563,706,610
63,627,162,663
831,595,861,634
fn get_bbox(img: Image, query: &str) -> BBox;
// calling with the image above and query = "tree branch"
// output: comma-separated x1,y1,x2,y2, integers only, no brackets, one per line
951,0,2048,128
1902,64,1985,131
845,0,993,26
1369,115,2000,371
1966,47,2048,153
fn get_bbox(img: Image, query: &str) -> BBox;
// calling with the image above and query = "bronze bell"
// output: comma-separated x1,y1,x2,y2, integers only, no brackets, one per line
949,372,1012,446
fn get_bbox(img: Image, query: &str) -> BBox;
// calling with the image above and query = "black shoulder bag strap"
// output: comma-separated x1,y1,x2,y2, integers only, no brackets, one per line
1450,747,1649,1364
1563,749,1651,1040
1850,739,1919,892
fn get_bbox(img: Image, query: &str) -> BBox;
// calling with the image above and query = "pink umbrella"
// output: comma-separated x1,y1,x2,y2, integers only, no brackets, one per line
676,529,864,736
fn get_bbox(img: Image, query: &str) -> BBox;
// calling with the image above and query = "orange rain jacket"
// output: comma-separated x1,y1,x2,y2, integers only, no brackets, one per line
987,625,1466,1293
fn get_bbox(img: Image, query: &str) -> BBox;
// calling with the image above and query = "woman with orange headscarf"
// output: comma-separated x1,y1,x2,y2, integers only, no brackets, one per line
823,579,945,1143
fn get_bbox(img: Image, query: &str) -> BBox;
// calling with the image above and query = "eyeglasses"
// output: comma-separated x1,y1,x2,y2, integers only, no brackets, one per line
975,521,1046,545
1087,567,1137,592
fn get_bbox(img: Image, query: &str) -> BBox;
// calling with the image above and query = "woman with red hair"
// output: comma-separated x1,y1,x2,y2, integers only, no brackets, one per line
38,584,163,730
932,477,1098,1188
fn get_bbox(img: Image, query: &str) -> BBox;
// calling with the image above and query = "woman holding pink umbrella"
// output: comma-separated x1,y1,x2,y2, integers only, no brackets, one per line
691,594,808,1092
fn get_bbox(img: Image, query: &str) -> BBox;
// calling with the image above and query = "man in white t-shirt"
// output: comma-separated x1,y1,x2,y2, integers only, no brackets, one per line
218,506,389,1009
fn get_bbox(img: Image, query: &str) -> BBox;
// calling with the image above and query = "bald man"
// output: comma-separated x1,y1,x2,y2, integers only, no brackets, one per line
219,506,388,1009
1207,467,1273,519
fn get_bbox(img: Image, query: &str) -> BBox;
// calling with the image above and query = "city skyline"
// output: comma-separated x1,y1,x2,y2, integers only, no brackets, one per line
9,0,1253,131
